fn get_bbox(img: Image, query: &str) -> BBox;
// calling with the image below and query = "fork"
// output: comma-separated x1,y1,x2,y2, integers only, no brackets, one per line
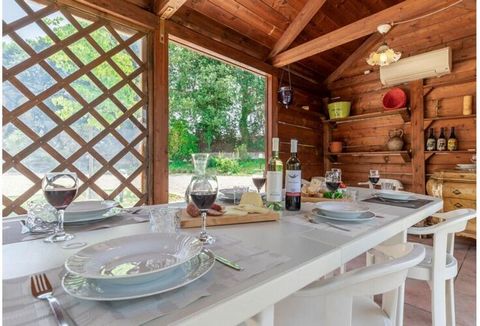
31,273,76,326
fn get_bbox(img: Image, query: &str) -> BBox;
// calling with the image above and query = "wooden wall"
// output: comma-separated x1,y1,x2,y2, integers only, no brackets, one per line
326,5,476,192
277,86,324,181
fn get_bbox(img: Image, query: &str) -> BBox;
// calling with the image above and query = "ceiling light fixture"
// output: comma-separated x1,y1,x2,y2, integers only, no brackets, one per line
366,24,401,66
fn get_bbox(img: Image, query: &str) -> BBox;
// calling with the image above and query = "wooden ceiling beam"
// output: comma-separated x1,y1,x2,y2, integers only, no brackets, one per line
325,32,383,85
268,0,327,59
63,0,159,30
271,0,463,67
154,0,187,18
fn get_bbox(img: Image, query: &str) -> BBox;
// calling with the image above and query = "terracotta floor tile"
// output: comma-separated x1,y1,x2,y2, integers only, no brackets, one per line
405,279,432,312
403,304,432,326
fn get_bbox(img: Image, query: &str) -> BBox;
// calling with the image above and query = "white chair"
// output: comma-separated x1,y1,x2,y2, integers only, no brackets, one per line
407,208,476,326
358,178,404,190
274,243,425,326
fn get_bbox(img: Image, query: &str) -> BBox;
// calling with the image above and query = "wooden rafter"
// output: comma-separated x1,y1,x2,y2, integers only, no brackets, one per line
271,0,463,67
325,32,383,85
268,0,326,59
154,0,187,18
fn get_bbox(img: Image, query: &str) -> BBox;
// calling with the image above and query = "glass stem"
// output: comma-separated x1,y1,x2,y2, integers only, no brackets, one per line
56,209,66,235
201,210,207,236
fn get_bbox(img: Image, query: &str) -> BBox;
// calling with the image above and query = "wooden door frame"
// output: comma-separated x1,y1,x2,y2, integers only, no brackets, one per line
151,23,276,204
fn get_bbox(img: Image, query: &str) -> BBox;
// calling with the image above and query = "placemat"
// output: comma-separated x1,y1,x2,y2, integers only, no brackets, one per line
3,234,290,326
362,197,433,209
2,210,150,245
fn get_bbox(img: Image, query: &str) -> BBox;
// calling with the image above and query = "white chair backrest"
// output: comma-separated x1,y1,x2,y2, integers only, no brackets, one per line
284,244,425,326
295,243,424,298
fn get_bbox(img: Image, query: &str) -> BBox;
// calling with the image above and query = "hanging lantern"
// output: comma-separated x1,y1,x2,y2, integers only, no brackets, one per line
278,66,294,108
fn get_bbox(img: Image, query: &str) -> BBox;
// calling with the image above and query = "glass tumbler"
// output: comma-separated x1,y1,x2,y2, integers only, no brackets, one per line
149,207,179,233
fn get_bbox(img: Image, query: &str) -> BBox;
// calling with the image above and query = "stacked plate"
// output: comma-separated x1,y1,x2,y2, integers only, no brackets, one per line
374,190,416,202
64,200,119,224
218,188,248,202
456,163,476,171
62,233,214,301
312,202,375,222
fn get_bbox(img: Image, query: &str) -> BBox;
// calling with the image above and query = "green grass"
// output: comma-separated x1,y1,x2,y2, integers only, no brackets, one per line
169,158,265,175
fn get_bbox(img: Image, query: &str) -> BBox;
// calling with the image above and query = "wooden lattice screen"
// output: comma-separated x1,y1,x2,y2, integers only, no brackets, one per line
2,0,150,216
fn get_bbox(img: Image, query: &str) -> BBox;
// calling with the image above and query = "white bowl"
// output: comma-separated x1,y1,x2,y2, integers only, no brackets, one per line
65,233,203,283
376,190,413,201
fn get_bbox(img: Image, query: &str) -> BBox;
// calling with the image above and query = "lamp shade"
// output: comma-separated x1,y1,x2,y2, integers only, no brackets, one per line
367,44,401,66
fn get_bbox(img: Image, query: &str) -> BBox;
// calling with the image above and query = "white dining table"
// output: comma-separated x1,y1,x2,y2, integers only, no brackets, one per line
3,188,443,326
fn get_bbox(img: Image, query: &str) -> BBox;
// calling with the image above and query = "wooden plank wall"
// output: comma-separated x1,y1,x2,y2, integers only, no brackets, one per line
277,86,324,180
327,6,476,192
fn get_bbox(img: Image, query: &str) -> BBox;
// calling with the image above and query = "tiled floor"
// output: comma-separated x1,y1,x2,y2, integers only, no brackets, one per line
345,235,476,326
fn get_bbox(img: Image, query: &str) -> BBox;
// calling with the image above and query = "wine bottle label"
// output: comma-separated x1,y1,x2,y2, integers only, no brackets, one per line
437,139,446,151
285,170,301,196
448,139,458,151
426,139,436,151
266,171,283,202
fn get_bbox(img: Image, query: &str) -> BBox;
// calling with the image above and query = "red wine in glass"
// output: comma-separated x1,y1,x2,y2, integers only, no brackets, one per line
252,177,267,193
326,181,340,192
190,191,217,210
44,189,77,210
368,177,380,185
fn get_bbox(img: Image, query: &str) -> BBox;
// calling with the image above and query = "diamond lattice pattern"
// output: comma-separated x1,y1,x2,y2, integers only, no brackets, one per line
2,0,148,216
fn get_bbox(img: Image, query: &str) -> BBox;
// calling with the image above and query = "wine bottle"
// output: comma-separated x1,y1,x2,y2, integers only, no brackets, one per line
266,137,283,210
285,139,301,211
426,128,436,151
448,126,458,151
437,127,446,151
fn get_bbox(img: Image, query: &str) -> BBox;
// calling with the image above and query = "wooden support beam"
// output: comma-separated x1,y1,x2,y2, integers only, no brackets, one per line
154,0,187,18
410,79,426,194
325,33,382,85
64,0,159,30
152,27,169,204
168,21,325,93
268,0,326,59
272,0,462,67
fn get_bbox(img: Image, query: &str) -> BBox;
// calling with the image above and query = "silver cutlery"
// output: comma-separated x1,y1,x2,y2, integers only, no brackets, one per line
31,273,77,326
214,254,243,271
305,214,351,232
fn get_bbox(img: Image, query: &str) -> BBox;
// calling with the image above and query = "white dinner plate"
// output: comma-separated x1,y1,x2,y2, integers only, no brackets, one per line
64,200,118,223
314,202,370,219
65,233,203,283
219,188,248,199
62,250,215,301
312,209,375,222
375,190,415,201
456,164,476,170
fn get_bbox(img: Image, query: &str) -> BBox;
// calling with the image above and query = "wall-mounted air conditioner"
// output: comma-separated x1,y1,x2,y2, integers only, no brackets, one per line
380,47,452,86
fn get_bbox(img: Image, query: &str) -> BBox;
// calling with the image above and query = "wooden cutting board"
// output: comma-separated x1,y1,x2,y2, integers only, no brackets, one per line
177,209,280,228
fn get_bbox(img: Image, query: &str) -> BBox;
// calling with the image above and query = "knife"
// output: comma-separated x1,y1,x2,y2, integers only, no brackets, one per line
214,255,243,271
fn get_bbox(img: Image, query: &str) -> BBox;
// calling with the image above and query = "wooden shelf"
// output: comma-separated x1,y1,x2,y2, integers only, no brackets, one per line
326,151,411,163
423,114,476,129
425,150,476,160
322,108,410,128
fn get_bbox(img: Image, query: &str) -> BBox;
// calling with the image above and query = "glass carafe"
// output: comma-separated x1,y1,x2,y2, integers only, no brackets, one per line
185,153,210,203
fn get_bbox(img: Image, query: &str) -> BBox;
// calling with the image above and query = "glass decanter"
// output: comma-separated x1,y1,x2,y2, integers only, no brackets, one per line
185,153,210,203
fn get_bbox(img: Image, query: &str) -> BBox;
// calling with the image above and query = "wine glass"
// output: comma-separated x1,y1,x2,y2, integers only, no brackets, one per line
252,170,267,193
331,168,342,181
369,170,380,189
42,172,78,243
189,174,218,244
325,171,340,193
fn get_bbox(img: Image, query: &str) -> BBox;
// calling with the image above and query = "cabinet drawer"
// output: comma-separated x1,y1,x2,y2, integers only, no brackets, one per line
443,182,476,200
444,198,476,211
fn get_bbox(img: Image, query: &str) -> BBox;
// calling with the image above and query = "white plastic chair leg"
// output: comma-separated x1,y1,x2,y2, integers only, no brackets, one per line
432,279,447,326
250,305,274,326
446,279,455,326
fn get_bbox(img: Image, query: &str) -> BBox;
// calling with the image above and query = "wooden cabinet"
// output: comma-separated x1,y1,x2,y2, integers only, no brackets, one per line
427,170,476,239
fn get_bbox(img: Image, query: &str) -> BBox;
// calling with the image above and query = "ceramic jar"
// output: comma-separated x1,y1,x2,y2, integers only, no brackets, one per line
387,129,404,151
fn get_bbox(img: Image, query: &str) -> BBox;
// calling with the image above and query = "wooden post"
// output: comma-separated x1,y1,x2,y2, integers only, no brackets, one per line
410,79,426,194
266,74,278,160
152,22,169,203
322,122,331,173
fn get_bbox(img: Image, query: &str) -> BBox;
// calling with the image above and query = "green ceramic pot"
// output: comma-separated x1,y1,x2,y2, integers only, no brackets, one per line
328,101,351,119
